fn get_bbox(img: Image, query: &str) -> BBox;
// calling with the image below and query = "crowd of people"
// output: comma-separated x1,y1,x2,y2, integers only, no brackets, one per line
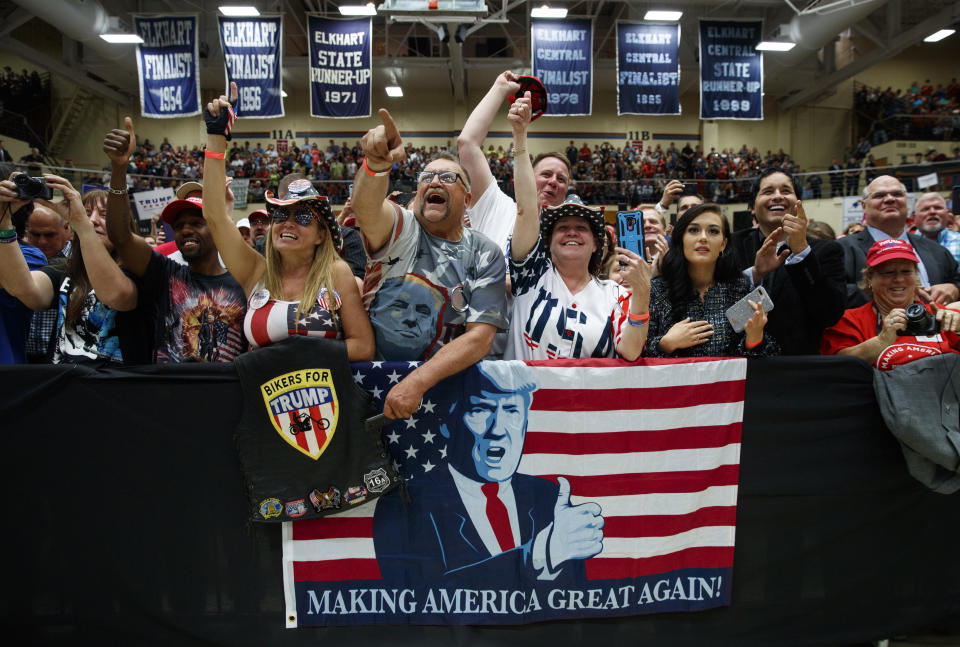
2,73,960,406
855,79,960,143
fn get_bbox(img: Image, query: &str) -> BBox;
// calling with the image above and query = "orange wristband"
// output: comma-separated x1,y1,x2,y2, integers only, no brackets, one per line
363,158,391,176
745,338,763,349
204,150,225,159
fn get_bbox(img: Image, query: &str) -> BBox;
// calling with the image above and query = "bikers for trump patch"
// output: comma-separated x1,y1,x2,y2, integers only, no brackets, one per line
261,369,339,459
234,337,399,523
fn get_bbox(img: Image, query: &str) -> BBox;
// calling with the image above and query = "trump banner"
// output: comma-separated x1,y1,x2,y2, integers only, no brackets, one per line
531,18,593,117
282,358,744,626
308,16,371,119
134,14,201,118
617,22,681,115
217,15,284,118
699,20,763,120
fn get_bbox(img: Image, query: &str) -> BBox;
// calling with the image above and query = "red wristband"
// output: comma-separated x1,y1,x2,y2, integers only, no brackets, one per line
745,338,763,349
627,311,649,323
363,157,390,176
204,150,225,159
940,306,960,314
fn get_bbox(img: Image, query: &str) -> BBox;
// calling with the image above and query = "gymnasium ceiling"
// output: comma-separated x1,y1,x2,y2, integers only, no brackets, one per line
1,0,958,110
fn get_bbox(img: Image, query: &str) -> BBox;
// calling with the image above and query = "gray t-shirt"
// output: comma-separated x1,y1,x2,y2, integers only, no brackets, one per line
362,205,508,361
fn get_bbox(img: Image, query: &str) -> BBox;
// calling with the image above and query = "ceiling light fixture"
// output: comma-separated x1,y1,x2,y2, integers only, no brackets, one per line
100,33,144,44
385,86,403,97
756,41,796,51
219,6,261,16
923,29,955,43
531,4,567,18
339,2,377,16
644,10,682,21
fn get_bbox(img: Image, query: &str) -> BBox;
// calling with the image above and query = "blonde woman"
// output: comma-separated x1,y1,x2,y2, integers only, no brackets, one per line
201,84,373,359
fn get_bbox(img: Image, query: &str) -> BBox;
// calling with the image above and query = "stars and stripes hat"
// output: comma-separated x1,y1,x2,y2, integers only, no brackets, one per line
539,197,608,275
264,174,342,252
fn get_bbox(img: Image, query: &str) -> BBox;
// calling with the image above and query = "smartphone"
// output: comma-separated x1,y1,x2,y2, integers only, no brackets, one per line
616,210,645,261
725,286,774,333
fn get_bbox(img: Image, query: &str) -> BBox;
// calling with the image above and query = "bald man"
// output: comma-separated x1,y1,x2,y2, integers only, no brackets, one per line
24,204,71,361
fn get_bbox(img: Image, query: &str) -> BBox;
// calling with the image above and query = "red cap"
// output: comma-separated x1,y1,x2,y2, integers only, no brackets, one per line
160,196,204,226
866,238,919,267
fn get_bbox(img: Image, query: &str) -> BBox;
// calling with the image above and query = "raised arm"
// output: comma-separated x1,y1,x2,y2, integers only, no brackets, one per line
353,109,406,254
507,92,538,261
38,175,137,311
202,82,264,295
0,175,54,310
102,118,153,276
457,71,521,200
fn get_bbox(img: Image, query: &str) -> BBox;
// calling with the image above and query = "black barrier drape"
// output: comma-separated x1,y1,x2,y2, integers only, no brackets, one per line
1,357,958,646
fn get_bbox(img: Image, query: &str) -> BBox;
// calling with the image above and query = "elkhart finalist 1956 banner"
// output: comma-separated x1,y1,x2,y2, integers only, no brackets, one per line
282,358,745,626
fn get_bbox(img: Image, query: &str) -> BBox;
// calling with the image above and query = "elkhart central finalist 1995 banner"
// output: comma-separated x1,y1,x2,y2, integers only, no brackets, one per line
134,14,201,118
617,22,681,115
217,15,284,118
308,15,371,119
282,358,745,626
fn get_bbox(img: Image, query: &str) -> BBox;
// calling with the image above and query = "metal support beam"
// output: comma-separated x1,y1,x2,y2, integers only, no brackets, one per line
885,0,901,41
780,0,960,110
0,39,130,105
0,7,33,39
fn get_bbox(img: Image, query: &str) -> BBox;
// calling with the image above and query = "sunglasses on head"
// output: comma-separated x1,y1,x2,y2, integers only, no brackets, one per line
270,207,320,227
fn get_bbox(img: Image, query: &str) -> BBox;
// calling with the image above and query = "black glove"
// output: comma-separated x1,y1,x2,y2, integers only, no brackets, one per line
204,98,237,140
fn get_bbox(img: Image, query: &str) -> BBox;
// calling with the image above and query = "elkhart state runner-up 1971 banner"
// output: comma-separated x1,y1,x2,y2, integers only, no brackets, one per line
281,358,745,626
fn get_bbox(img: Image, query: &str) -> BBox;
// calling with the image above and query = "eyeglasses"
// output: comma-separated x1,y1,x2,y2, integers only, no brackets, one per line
868,190,906,201
417,170,466,186
248,217,269,227
271,208,319,227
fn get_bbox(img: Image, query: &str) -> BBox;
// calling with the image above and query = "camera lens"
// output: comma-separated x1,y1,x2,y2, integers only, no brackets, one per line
904,303,926,323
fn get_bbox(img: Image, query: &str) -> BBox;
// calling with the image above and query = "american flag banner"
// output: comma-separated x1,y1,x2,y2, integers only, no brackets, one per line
282,357,746,626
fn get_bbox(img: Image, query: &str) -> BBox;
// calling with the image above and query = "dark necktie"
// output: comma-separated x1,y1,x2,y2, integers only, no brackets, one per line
481,482,514,552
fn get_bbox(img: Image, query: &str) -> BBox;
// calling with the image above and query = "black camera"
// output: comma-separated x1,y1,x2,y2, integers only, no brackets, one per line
13,174,53,201
898,303,940,336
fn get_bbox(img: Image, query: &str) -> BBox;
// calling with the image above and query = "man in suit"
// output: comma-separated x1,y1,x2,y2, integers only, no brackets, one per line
373,362,603,584
728,168,846,355
838,175,960,308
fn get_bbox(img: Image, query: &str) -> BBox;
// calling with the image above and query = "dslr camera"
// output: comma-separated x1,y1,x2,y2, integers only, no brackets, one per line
897,303,940,336
13,174,53,201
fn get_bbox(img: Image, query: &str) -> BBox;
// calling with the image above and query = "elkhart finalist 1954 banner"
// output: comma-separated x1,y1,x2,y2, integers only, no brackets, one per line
282,358,745,626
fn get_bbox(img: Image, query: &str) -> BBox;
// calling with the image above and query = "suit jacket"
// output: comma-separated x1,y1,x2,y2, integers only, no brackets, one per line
373,466,585,585
728,228,846,355
838,229,960,308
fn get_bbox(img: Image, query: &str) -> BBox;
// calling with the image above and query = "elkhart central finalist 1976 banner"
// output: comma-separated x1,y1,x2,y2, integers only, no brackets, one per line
134,14,201,118
308,15,371,119
531,18,593,116
282,358,745,626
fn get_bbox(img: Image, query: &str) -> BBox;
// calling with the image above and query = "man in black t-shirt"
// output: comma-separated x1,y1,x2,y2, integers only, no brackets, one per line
103,119,247,363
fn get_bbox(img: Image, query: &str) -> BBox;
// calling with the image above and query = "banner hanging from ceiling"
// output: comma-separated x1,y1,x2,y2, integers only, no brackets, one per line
699,20,763,120
217,15,284,118
531,18,593,116
134,14,201,118
616,22,680,115
308,16,372,119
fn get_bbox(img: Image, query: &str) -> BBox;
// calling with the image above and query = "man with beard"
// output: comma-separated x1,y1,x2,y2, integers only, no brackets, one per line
354,109,507,420
913,192,960,263
457,71,571,254
103,118,247,363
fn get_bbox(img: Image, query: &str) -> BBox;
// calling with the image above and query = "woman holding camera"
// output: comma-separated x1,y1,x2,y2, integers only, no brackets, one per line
201,84,374,359
642,203,777,358
821,238,960,369
0,175,137,364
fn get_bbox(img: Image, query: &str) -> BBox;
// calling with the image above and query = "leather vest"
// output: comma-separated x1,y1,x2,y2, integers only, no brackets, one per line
234,336,398,522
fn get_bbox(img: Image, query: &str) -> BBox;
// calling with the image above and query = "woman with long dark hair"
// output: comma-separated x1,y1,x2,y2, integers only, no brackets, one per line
642,203,777,358
0,176,137,364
